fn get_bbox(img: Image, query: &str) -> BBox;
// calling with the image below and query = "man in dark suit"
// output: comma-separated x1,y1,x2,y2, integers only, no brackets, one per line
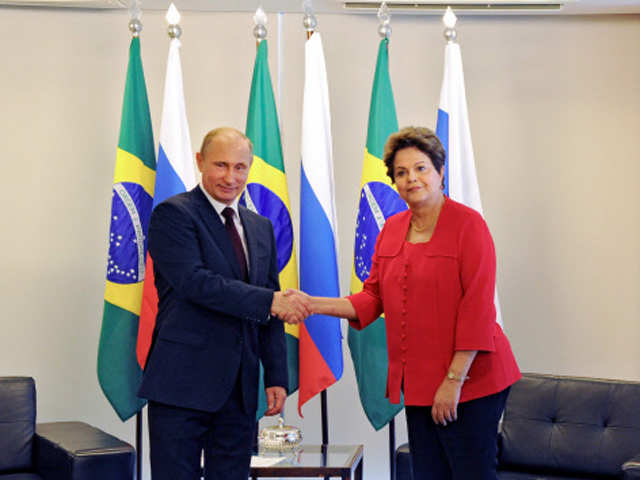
138,127,308,480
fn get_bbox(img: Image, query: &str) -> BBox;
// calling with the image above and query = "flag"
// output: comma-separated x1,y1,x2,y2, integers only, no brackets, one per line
298,32,342,415
241,40,298,418
98,37,155,421
136,36,197,368
436,40,503,327
347,38,406,431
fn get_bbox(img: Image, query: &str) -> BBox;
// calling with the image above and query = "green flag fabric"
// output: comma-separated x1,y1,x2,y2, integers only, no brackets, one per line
242,40,299,418
97,37,156,421
348,38,406,431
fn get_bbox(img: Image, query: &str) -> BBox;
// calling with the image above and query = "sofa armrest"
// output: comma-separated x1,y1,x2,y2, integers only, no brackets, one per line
34,421,134,480
623,453,640,480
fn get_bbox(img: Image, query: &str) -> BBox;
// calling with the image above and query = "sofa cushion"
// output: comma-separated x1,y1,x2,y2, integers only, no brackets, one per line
0,474,43,480
35,422,135,480
498,471,600,480
499,374,640,477
0,377,36,473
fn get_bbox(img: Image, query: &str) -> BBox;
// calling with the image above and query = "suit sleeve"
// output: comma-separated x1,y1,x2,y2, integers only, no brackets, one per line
258,224,288,391
455,214,497,352
148,201,274,324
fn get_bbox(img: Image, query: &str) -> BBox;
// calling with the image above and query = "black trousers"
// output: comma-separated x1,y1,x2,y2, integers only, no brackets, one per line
405,388,510,480
148,376,254,480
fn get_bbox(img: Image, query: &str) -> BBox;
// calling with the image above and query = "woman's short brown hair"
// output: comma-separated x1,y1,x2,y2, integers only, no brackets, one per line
383,126,446,183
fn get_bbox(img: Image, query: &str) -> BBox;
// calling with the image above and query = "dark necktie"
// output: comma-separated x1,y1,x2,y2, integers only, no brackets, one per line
222,207,248,281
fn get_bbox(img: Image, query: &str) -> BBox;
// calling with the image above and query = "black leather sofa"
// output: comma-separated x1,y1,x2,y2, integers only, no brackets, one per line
0,377,135,480
395,373,640,480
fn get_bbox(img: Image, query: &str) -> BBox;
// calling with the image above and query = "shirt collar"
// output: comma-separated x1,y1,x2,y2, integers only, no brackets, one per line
199,183,240,219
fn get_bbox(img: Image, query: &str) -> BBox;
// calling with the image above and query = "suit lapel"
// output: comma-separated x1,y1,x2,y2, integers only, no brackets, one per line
191,187,242,279
239,206,260,285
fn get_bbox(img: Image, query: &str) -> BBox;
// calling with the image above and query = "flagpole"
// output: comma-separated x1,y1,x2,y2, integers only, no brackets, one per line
159,6,189,475
302,3,330,448
126,5,145,480
135,413,143,480
251,7,267,449
375,8,398,480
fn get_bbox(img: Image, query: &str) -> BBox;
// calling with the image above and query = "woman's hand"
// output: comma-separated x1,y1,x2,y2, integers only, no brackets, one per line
285,289,358,320
431,378,462,426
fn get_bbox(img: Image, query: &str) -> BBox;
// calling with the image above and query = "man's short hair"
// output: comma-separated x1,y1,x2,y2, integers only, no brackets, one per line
199,127,253,156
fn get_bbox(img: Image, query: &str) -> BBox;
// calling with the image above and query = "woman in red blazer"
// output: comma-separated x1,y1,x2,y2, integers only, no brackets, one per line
297,127,520,480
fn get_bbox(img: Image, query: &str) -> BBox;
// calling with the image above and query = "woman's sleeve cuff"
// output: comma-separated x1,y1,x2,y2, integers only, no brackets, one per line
455,325,496,352
346,292,382,330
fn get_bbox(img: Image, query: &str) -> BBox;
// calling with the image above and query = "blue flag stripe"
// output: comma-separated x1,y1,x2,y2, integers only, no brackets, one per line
153,144,188,208
436,108,450,196
300,166,343,381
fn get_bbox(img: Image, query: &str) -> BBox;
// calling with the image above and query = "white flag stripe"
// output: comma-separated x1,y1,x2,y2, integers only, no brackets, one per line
301,33,339,250
160,38,196,189
440,43,483,215
363,184,386,232
439,42,503,327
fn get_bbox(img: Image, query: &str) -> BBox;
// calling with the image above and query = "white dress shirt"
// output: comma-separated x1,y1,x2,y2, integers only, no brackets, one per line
199,183,250,272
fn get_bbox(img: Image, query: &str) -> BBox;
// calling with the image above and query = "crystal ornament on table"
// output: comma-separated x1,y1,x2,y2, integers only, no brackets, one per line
259,417,302,453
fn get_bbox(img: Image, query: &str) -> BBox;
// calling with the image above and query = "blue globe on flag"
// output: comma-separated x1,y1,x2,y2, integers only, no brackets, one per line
106,182,153,284
241,183,294,272
354,181,406,283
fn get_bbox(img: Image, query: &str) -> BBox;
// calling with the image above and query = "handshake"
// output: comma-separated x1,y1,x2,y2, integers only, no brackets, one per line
270,289,313,325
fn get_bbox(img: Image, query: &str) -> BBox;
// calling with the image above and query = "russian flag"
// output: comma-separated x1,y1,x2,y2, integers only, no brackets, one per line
136,34,197,367
299,32,343,415
436,30,503,327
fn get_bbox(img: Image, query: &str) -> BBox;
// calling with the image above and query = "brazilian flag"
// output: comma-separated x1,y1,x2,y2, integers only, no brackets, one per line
97,37,155,422
242,40,298,417
348,38,406,431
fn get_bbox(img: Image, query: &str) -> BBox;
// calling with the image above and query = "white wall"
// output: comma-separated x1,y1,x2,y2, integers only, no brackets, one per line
1,7,639,480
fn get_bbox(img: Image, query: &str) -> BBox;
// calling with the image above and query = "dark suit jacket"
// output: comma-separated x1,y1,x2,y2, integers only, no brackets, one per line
138,186,288,414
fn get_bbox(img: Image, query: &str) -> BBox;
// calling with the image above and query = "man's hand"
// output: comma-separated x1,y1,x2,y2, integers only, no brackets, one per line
284,288,312,304
264,386,287,416
271,290,311,324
